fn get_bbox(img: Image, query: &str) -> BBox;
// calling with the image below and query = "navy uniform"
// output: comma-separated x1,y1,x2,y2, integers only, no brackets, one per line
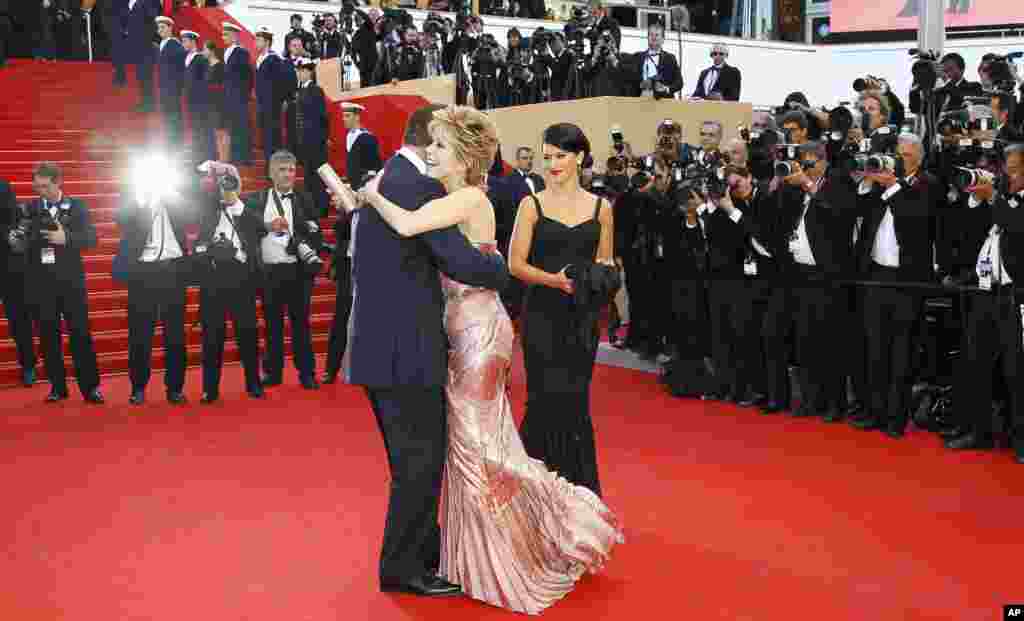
113,174,197,405
223,22,254,164
122,0,162,111
182,31,215,163
155,16,186,148
254,28,297,170
21,191,103,403
293,58,331,215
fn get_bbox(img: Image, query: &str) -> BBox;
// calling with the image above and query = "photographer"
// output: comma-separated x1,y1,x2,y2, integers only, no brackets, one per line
248,150,323,390
502,28,534,107
17,162,103,404
350,8,378,87
547,32,572,102
946,143,1024,462
584,22,625,98
0,177,36,387
910,52,983,117
114,157,198,406
372,21,424,85
764,142,857,418
195,162,265,403
630,21,682,101
851,134,938,437
469,33,505,109
316,13,345,60
284,14,318,60
991,91,1022,144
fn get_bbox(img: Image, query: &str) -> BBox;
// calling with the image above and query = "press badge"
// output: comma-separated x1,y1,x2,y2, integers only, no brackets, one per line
744,257,758,276
655,241,664,259
41,248,55,265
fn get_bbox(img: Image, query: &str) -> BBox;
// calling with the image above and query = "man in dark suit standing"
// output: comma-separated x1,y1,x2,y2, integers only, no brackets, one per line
850,135,936,437
507,146,545,206
124,0,161,112
333,104,508,596
22,162,103,404
254,27,296,173
631,21,683,100
691,43,741,101
195,162,265,403
0,178,37,386
222,21,253,165
155,16,186,148
247,150,320,390
181,31,215,163
909,52,983,115
105,0,128,86
114,157,196,405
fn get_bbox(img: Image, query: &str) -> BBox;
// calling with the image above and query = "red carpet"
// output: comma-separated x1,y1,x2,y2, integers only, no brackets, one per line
0,59,338,387
1,352,1022,620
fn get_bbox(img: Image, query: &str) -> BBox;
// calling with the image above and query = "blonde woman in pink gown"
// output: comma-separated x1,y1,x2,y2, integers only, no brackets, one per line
351,106,623,615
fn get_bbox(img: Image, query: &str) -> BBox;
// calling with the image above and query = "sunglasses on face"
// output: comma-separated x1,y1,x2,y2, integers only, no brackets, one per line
711,52,725,57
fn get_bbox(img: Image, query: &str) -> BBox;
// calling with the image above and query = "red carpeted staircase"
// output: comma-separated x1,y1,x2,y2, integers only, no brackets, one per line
0,59,338,388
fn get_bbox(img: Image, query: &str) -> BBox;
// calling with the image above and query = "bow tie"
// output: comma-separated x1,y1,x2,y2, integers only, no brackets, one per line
280,193,294,201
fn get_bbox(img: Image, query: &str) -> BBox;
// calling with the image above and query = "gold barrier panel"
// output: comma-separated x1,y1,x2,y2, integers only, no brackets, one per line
315,61,457,105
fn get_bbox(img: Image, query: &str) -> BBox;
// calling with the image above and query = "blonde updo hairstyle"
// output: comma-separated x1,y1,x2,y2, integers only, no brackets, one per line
428,105,500,188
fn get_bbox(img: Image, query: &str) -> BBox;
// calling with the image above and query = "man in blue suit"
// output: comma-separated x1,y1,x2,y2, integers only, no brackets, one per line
222,21,253,165
123,0,161,112
155,16,186,148
182,30,215,163
336,104,508,596
254,27,295,174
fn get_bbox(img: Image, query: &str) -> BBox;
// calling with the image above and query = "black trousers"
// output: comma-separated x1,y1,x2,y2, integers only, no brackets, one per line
188,102,216,162
201,263,261,396
34,269,100,395
962,290,1023,439
159,91,183,150
668,275,707,361
863,268,922,428
845,285,870,409
135,57,154,106
762,283,795,406
365,385,446,582
262,263,315,380
227,102,251,163
1,269,37,371
258,103,282,166
300,145,329,217
127,260,187,394
324,257,352,378
707,278,756,395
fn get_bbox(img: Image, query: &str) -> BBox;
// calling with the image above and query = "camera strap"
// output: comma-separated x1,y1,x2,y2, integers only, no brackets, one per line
219,205,242,250
270,189,292,234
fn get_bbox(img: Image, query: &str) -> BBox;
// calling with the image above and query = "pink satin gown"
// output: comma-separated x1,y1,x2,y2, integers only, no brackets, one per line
439,243,624,615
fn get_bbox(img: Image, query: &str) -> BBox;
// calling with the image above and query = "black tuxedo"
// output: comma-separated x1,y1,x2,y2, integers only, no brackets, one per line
283,28,317,60
549,51,573,101
115,194,197,395
157,37,186,146
630,49,683,99
0,181,36,374
349,152,507,583
345,130,383,191
23,196,100,396
224,44,254,163
255,51,296,165
295,82,331,213
909,78,983,115
184,51,215,162
244,188,318,383
692,63,742,101
198,194,265,397
506,169,545,208
317,29,345,60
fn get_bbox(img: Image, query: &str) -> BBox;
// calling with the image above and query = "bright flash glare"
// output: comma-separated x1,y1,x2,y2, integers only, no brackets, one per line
134,154,182,205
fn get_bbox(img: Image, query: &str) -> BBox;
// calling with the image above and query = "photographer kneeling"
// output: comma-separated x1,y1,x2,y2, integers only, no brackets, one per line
195,162,265,403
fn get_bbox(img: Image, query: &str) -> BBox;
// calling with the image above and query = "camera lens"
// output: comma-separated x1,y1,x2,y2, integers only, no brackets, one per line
774,161,794,177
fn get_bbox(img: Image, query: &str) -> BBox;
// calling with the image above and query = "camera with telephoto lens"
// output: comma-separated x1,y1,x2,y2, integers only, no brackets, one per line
471,33,502,78
980,52,1023,94
286,221,327,276
423,13,447,39
195,232,238,265
772,143,804,177
865,153,905,177
952,166,996,190
630,154,656,188
937,106,970,136
828,102,870,142
8,205,67,254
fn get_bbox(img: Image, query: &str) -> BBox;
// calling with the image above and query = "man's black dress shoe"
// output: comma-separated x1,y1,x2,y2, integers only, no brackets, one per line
939,426,968,440
760,401,785,414
790,405,815,418
84,389,104,404
380,574,461,597
850,417,882,431
129,390,145,406
46,388,69,402
167,392,186,405
300,376,320,390
944,431,994,451
200,392,219,404
885,424,906,439
21,367,35,387
701,392,722,402
261,375,282,387
822,408,845,423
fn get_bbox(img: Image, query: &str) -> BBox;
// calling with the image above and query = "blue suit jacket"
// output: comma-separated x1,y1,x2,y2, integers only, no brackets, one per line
346,153,509,388
346,131,382,190
224,45,253,107
505,169,545,210
184,52,209,110
123,0,161,62
255,52,295,111
157,38,186,98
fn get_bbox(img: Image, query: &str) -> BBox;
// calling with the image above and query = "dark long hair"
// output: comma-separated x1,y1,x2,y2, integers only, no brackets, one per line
542,123,593,169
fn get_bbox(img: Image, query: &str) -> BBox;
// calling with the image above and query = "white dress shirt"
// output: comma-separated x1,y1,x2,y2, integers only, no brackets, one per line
261,190,297,264
642,50,660,82
870,178,912,268
976,190,1024,286
703,66,719,95
215,201,247,263
160,38,171,53
518,169,536,195
128,0,137,10
140,202,184,262
257,51,268,70
186,51,197,67
347,128,366,153
225,44,238,64
790,193,816,265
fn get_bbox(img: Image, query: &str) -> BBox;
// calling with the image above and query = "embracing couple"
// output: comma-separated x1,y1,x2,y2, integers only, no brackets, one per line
331,104,622,615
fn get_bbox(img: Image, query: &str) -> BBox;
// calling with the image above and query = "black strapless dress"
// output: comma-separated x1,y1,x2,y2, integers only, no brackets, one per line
518,195,605,497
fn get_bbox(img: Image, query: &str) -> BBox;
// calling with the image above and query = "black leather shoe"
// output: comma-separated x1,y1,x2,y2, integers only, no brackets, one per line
380,574,461,597
939,426,969,440
21,367,35,387
247,386,265,399
822,408,845,423
885,424,906,439
129,390,145,406
760,401,785,414
850,417,882,431
944,431,994,451
261,374,282,387
701,392,722,402
300,376,320,390
321,371,338,385
46,388,69,402
200,392,219,404
790,405,815,418
84,389,104,404
167,392,186,405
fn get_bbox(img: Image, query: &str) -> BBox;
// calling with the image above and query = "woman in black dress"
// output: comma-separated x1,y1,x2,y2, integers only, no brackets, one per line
203,41,228,161
509,123,615,497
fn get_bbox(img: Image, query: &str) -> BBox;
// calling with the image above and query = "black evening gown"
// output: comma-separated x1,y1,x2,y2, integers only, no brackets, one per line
519,195,605,497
